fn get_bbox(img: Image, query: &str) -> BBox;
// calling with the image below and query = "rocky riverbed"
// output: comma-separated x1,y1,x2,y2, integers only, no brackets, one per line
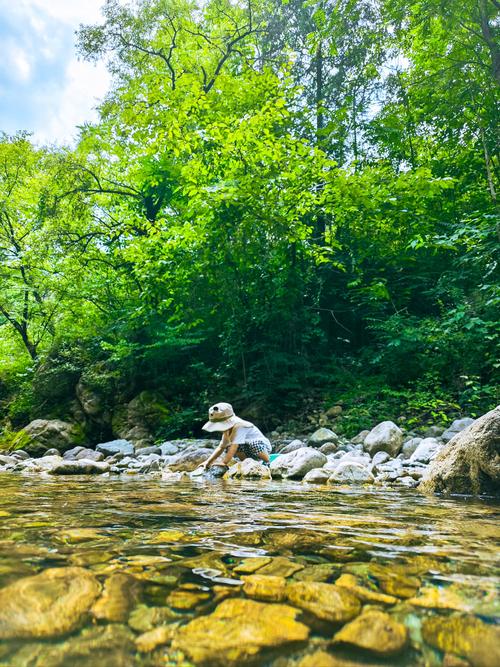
1,407,498,497
0,474,498,667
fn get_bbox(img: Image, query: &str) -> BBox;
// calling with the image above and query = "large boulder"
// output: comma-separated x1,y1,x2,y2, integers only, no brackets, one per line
112,391,171,448
364,421,403,457
9,420,84,456
270,447,327,480
441,417,475,442
419,406,500,495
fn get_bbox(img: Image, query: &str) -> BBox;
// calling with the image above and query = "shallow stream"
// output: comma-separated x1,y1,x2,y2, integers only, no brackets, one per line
0,474,498,666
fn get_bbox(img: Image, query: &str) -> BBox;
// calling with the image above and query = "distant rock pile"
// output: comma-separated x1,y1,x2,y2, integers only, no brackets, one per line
1,408,498,496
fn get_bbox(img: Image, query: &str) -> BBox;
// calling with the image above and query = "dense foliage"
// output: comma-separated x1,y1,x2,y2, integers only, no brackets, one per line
1,0,498,438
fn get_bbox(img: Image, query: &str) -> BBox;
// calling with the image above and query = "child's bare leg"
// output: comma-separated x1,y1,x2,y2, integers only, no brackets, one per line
257,451,270,464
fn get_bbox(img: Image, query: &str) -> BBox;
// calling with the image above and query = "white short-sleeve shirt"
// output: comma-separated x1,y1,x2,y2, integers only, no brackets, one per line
227,424,271,447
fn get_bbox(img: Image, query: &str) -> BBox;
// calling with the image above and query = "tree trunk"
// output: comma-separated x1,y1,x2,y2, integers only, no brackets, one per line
478,0,500,86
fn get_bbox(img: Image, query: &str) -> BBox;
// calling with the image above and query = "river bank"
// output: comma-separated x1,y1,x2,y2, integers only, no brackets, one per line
1,407,498,497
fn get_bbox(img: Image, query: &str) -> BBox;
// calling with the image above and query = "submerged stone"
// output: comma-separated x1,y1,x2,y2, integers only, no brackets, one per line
408,585,473,612
257,556,304,578
128,605,179,633
171,598,309,665
234,557,272,574
167,587,211,610
135,625,176,652
368,563,420,598
335,573,397,604
334,609,408,656
0,567,101,639
422,614,500,667
92,573,140,622
242,574,287,602
286,581,361,623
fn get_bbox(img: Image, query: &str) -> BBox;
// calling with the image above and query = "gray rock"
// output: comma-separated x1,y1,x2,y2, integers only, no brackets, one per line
441,418,475,443
136,446,161,456
11,450,30,460
280,440,307,455
420,406,500,495
401,437,422,459
76,379,104,417
319,442,338,455
270,447,327,479
303,468,331,484
0,454,16,465
48,459,110,475
402,465,427,480
351,430,370,445
376,459,404,481
76,449,104,462
308,428,339,447
364,421,403,457
410,438,442,464
159,442,179,456
423,425,444,438
169,448,213,472
397,476,418,488
63,446,86,460
96,440,134,457
43,448,60,457
328,461,374,484
372,451,390,467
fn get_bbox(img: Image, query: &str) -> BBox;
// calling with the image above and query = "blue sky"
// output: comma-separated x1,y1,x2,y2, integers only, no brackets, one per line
0,0,111,146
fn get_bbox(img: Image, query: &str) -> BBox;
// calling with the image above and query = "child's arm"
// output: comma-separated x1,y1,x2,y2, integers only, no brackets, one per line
221,442,239,466
201,432,228,469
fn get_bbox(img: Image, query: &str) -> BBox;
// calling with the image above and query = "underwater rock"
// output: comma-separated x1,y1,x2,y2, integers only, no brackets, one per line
242,574,287,602
293,564,340,582
128,605,179,633
171,598,309,665
234,557,272,574
0,567,101,639
420,406,500,495
286,581,361,622
33,622,135,667
364,421,403,457
135,625,176,652
368,563,420,598
167,587,211,610
59,528,104,543
257,556,304,578
422,614,500,667
335,573,397,605
334,609,408,656
270,447,327,479
92,573,140,622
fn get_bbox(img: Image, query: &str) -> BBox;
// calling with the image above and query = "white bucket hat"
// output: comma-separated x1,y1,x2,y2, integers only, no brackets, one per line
202,402,252,433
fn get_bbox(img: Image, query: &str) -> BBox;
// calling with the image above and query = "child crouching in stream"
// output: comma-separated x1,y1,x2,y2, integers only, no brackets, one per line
199,402,272,471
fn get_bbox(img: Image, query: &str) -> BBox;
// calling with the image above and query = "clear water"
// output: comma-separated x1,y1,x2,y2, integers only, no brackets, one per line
0,474,498,666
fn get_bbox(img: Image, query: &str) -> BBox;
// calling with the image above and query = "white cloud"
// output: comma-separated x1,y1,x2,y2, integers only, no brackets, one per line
0,0,113,146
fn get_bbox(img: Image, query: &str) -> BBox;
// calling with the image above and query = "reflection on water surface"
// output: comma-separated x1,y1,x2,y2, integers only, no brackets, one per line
0,474,498,666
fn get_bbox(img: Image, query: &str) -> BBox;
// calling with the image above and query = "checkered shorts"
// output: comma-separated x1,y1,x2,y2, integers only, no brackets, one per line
238,440,272,459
